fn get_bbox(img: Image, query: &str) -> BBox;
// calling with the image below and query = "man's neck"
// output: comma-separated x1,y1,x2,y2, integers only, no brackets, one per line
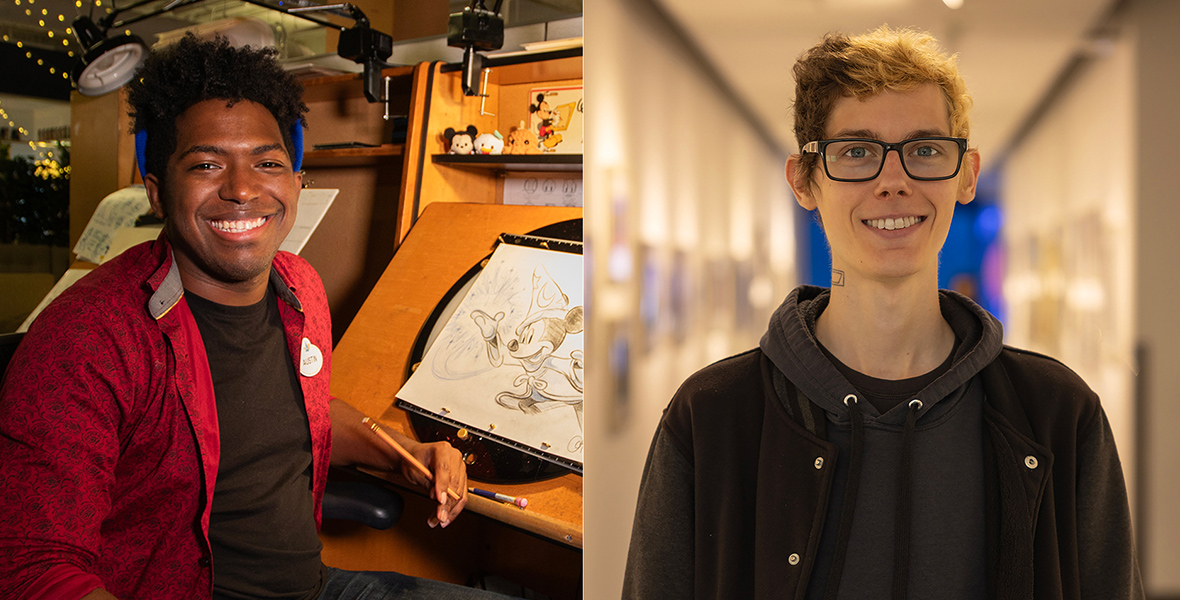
174,255,270,306
815,269,955,380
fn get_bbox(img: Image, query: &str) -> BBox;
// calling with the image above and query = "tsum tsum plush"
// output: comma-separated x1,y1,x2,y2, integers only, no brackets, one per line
444,125,478,155
473,130,504,155
503,122,541,155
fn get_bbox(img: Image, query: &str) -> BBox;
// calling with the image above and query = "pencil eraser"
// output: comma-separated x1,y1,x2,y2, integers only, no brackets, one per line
516,497,528,509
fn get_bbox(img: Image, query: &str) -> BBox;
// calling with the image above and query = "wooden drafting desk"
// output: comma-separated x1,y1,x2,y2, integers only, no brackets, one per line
323,202,582,595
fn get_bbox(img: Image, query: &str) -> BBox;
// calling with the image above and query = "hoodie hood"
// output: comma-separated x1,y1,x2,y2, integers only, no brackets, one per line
759,285,1004,425
760,285,1003,598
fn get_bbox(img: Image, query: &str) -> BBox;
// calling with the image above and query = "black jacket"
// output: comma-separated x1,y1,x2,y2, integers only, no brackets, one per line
624,289,1142,599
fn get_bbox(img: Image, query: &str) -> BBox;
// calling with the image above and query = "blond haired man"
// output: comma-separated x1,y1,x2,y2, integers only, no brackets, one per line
624,27,1142,600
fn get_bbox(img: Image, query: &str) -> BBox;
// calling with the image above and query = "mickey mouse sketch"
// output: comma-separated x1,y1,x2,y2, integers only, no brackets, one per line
469,265,584,430
530,93,563,151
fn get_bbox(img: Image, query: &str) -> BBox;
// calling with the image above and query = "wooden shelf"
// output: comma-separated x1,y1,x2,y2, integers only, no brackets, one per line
303,144,404,167
431,153,582,173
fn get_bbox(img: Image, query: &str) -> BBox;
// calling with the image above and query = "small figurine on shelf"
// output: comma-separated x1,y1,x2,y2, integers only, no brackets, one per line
530,93,563,151
444,125,478,154
474,130,504,155
503,121,541,155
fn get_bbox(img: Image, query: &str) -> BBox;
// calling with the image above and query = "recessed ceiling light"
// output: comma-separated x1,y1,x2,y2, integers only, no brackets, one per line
943,0,964,8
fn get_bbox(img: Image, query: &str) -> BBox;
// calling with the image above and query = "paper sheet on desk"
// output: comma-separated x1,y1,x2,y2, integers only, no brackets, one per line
73,186,151,263
280,189,338,254
397,243,584,465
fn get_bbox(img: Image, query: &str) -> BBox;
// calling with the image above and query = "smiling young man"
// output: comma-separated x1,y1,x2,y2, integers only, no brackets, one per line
624,27,1142,599
0,36,510,600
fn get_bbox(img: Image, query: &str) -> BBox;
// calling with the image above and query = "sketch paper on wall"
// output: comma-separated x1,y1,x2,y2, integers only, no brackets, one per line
397,243,585,464
528,85,583,154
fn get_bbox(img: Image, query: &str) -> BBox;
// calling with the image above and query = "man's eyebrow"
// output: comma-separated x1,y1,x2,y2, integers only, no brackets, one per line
177,145,225,159
828,128,949,140
176,143,287,159
902,128,949,139
252,143,286,155
831,129,879,139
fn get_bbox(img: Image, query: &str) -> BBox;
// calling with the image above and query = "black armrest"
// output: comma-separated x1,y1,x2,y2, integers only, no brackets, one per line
322,480,404,530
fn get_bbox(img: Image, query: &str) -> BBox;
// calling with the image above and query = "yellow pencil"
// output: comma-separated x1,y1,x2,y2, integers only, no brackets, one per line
362,417,462,501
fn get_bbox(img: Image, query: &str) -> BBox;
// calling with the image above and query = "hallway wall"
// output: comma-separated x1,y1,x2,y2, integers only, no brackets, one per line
584,0,797,596
1003,0,1180,593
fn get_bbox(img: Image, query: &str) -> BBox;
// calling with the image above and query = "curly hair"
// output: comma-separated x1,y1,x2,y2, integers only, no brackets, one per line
792,26,972,186
126,33,307,181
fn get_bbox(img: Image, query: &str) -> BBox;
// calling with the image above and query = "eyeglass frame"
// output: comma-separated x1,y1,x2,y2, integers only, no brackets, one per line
801,136,969,182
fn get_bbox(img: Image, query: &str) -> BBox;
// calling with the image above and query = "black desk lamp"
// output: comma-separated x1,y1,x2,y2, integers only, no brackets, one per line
447,0,505,97
71,0,393,102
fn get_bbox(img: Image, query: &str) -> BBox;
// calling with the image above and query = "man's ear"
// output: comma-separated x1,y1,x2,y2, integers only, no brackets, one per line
957,148,981,205
144,173,166,219
786,154,818,211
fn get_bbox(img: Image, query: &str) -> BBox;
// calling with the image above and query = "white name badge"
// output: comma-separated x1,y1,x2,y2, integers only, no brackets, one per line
300,337,323,377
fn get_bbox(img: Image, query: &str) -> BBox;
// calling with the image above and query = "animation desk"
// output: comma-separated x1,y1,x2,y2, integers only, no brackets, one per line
323,202,583,597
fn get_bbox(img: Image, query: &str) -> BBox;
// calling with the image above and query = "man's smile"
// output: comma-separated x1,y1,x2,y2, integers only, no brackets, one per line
863,215,926,231
209,216,270,233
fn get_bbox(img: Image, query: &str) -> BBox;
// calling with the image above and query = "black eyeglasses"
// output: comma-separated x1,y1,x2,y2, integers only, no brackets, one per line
801,137,968,182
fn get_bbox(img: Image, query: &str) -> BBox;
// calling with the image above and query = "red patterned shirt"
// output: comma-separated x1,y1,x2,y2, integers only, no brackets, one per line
0,234,334,599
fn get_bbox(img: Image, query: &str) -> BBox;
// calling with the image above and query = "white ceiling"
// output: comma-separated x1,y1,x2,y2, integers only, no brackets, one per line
657,0,1116,171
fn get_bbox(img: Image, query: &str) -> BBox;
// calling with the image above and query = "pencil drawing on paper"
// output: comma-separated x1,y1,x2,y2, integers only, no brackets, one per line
396,243,584,463
469,268,584,426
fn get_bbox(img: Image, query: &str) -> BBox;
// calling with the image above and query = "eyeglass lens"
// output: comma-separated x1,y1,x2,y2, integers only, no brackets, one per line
823,139,961,180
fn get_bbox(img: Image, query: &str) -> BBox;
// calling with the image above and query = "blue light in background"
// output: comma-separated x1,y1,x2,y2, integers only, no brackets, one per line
793,167,1007,324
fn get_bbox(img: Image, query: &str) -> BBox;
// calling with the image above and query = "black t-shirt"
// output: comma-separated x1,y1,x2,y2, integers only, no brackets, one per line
820,336,960,414
187,288,325,600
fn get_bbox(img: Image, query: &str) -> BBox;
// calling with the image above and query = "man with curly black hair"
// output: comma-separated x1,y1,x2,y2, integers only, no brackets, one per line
0,35,510,600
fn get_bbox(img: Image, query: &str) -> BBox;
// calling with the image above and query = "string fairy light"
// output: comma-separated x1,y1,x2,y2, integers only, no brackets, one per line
8,0,84,86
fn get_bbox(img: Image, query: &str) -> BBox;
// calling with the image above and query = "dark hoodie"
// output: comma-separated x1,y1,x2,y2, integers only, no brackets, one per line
623,285,1142,600
761,286,1001,599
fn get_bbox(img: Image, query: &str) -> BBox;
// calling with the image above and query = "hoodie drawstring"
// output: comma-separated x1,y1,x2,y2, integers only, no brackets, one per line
823,396,923,600
823,394,864,600
892,399,922,600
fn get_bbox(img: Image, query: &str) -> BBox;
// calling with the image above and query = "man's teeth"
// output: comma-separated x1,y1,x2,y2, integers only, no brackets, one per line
866,216,923,230
211,217,266,232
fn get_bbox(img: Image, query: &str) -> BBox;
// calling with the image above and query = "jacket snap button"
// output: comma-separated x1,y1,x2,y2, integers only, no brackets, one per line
198,556,210,567
789,553,800,565
1024,455,1038,469
814,457,824,469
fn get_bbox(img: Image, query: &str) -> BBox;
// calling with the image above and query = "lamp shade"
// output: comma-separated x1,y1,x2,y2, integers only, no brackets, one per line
71,16,148,96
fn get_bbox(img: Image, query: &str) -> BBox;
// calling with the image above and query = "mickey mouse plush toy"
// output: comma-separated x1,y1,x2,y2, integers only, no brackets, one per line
444,125,478,154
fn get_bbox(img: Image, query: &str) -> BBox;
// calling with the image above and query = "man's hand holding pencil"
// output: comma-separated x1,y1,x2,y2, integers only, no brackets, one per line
361,417,469,528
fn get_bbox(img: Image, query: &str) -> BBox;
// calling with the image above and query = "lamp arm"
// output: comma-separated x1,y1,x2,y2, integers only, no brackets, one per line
109,0,354,33
290,3,369,27
105,0,201,31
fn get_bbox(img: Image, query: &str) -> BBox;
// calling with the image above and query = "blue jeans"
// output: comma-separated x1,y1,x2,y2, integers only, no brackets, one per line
318,567,520,600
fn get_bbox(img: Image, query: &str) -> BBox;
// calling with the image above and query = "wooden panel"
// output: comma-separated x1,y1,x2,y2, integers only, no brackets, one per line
299,162,403,344
301,69,414,148
68,89,135,252
298,67,415,341
325,202,582,595
390,0,448,42
320,493,581,599
494,56,583,86
396,62,436,244
404,63,501,239
330,202,582,439
397,59,584,242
